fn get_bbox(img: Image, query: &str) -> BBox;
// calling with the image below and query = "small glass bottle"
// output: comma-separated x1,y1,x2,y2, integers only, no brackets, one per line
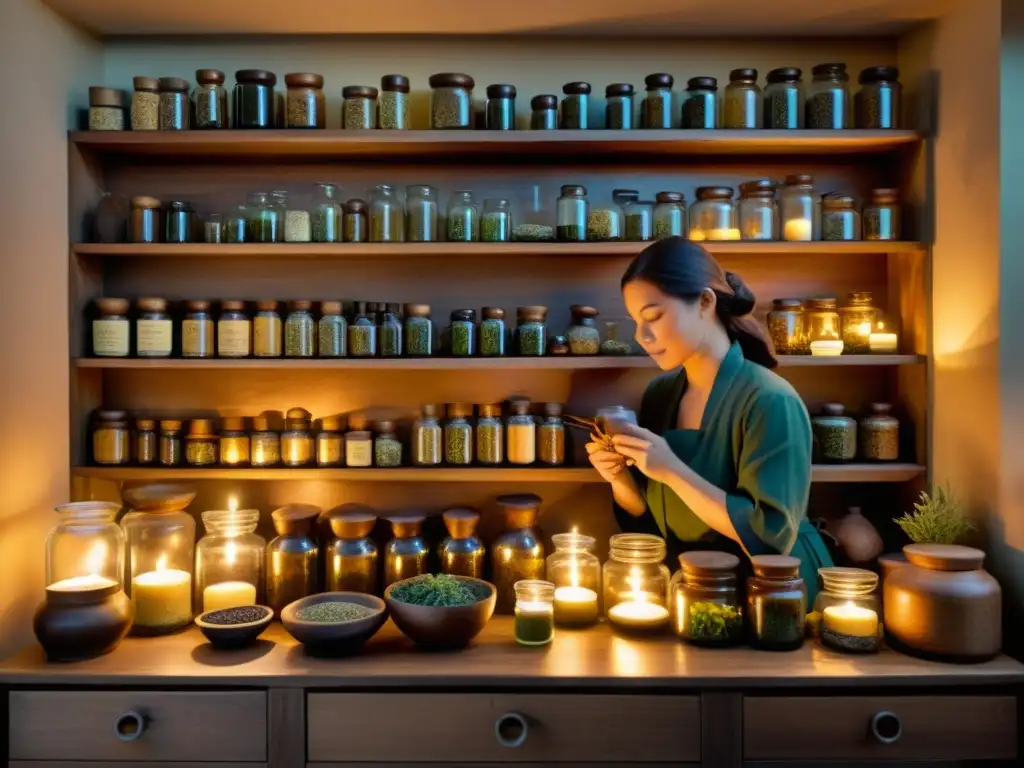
384,516,429,586
746,555,806,650
217,300,251,358
247,192,281,243
93,410,130,465
616,189,654,242
480,307,506,357
131,77,160,130
763,67,802,129
285,72,325,129
165,200,195,244
284,300,316,358
813,403,857,463
600,321,632,355
449,309,476,356
806,63,850,129
233,69,276,129
348,302,377,358
316,415,346,468
856,66,901,129
567,305,601,355
318,301,347,357
506,398,536,466
482,198,513,242
723,69,760,129
136,297,173,358
193,69,228,129
345,424,373,468
412,404,443,466
129,195,161,243
374,420,403,467
516,306,548,356
369,184,404,243
159,419,182,466
859,403,900,462
266,504,321,616
767,299,808,355
310,182,342,243
839,291,877,353
439,508,486,578
587,200,623,241
204,214,224,243
681,77,718,129
406,185,440,242
135,419,157,465
863,188,901,241
530,94,558,130
546,532,600,627
342,85,377,129
560,82,591,129
603,533,671,632
737,179,777,241
805,296,841,345
186,419,219,467
344,199,368,243
253,300,282,358
671,551,744,645
605,83,634,129
514,580,555,646
446,191,480,242
475,403,504,465
88,86,125,131
444,403,474,466
429,73,474,129
404,303,433,357
537,403,566,466
493,494,547,613
281,408,314,467
821,195,861,241
250,415,281,468
180,300,214,358
379,306,403,358
219,416,250,467
653,191,687,240
92,298,130,358
224,205,248,243
325,509,378,594
378,74,410,130
158,77,190,130
689,187,739,241
557,185,588,241
643,73,674,129
780,174,820,241
485,84,516,130
195,508,265,613
814,567,881,653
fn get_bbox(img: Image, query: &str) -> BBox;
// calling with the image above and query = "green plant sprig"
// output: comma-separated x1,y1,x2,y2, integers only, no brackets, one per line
894,485,974,545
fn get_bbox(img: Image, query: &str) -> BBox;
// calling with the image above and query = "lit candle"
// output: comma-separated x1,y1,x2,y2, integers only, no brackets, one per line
48,574,118,592
869,332,898,353
553,585,599,626
689,229,706,241
810,339,844,357
822,603,879,637
203,580,257,612
783,218,813,241
607,567,670,630
132,555,192,632
514,580,555,646
708,228,742,241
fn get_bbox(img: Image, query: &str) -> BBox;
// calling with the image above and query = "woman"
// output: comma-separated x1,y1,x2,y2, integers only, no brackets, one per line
587,237,833,601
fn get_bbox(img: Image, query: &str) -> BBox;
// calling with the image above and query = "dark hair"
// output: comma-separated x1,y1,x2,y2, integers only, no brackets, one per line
621,237,777,368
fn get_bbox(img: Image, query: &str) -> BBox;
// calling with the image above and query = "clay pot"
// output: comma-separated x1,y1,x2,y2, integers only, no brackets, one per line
883,544,1001,662
834,507,883,563
878,551,908,582
34,583,134,662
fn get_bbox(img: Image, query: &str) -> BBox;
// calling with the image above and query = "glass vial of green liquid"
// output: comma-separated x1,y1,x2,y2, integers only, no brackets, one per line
514,579,555,646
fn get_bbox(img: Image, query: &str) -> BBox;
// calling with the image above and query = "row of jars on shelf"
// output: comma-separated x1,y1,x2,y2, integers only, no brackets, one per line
813,403,901,463
87,64,901,132
767,291,898,355
91,401,569,469
91,298,632,359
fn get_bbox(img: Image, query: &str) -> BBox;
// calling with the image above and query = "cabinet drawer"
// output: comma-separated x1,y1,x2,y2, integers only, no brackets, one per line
9,690,267,762
744,695,1016,761
308,693,700,763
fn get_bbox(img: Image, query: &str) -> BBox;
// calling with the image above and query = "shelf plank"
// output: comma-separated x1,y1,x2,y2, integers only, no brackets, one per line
69,129,922,161
73,464,926,483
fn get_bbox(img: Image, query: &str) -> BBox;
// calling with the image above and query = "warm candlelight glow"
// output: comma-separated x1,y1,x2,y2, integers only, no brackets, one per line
607,567,669,629
810,339,844,357
202,580,257,612
227,495,238,513
869,322,899,353
132,554,192,631
708,227,742,241
48,574,118,592
783,218,813,241
822,602,879,637
84,541,107,575
689,229,706,241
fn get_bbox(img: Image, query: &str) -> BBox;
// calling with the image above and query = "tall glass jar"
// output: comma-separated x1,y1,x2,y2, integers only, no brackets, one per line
181,300,214,358
605,83,634,129
131,77,160,130
344,199,368,242
681,77,718,129
482,198,513,242
285,300,316,358
746,555,806,650
46,501,124,590
654,191,687,239
616,189,654,242
136,297,173,358
246,192,280,243
859,403,900,461
806,63,850,129
449,309,476,356
475,403,503,465
370,184,404,242
723,68,760,128
284,72,325,129
604,533,671,632
342,85,377,129
530,94,558,130
822,195,861,241
92,298,130,358
345,426,373,468
130,196,161,243
557,185,588,241
135,419,157,465
219,416,250,466
233,69,276,129
516,306,547,356
92,410,130,466
537,403,566,465
567,305,601,355
158,77,190,130
204,213,224,243
767,299,807,354
281,407,314,467
485,84,516,130
446,190,479,242
805,297,841,344
404,303,433,356
384,515,429,586
814,567,881,653
643,73,674,129
310,182,342,243
737,179,777,241
326,509,379,594
863,188,901,241
507,398,536,466
763,67,802,129
444,403,474,465
250,415,281,468
560,82,591,129
374,420,403,467
165,200,195,244
480,307,506,356
377,306,401,358
689,187,739,241
412,403,443,466
587,200,624,241
856,66,901,129
88,87,125,131
195,509,265,613
439,508,486,578
253,300,282,358
316,415,345,467
547,532,600,627
159,420,183,466
193,69,228,129
318,301,347,357
670,551,743,645
779,174,820,241
378,74,410,130
121,488,197,635
406,185,439,242
813,403,857,462
266,504,320,616
492,494,546,614
185,419,219,466
839,291,877,353
348,302,377,357
224,205,248,243
429,73,474,129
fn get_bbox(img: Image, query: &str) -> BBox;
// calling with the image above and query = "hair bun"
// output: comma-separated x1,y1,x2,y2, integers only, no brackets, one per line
725,271,756,316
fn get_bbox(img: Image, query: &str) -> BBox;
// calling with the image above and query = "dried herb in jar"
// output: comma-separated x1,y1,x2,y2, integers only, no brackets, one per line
379,309,403,357
476,404,504,465
516,306,547,356
348,302,377,357
813,404,857,462
404,304,433,356
285,300,316,357
413,404,443,466
444,404,474,465
449,309,476,356
319,301,347,357
374,421,403,467
689,601,744,641
378,75,410,130
480,307,506,357
537,403,566,466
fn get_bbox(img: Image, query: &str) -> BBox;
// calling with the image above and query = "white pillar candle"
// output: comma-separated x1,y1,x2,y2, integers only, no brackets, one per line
810,340,844,357
868,332,898,353
822,603,879,637
203,580,257,613
132,558,192,631
553,585,599,626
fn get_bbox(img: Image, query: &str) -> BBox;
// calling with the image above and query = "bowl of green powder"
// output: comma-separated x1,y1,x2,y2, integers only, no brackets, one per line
385,574,496,648
281,592,387,654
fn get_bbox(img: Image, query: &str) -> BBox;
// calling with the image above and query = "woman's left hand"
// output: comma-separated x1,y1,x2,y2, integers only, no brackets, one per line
611,423,682,485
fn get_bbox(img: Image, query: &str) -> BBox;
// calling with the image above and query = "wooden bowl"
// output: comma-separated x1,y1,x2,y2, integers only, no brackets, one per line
122,483,196,513
280,592,387,655
195,605,272,650
384,576,496,649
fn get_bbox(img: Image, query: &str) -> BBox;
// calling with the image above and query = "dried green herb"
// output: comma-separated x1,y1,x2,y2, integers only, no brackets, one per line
682,93,715,129
380,322,402,357
318,316,347,357
389,574,489,607
444,423,472,465
586,210,620,241
518,324,546,356
513,224,554,242
295,601,374,623
813,422,856,461
348,323,376,357
374,437,403,467
450,322,475,356
894,486,974,545
480,320,505,356
476,421,503,464
752,598,804,647
807,91,843,129
285,315,315,357
687,601,743,642
405,318,433,356
481,212,511,242
557,224,585,242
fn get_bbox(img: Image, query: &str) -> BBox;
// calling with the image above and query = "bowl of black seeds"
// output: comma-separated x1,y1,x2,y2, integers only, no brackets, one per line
280,592,387,654
195,605,273,650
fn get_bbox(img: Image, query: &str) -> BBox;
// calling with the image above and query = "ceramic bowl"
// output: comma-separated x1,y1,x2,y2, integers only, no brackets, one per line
195,605,272,650
384,575,497,648
280,592,387,654
122,483,197,513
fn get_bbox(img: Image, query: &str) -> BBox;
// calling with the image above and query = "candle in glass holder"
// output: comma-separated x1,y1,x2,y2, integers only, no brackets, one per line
203,580,257,612
132,555,192,633
822,603,879,637
553,585,599,626
689,229,706,241
869,332,898,353
708,228,742,241
810,339,844,357
783,218,813,241
514,580,555,646
607,567,670,630
49,574,119,591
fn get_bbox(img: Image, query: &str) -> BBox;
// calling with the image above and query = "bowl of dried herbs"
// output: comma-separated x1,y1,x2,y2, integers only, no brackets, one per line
385,574,496,648
281,592,387,654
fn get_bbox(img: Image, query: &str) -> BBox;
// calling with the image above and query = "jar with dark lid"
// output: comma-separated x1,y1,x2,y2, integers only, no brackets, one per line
217,300,251,358
689,187,738,241
404,303,433,357
219,416,250,466
267,504,321,615
250,415,281,468
448,309,476,357
654,191,687,239
378,74,410,130
93,411,130,465
281,407,314,467
158,77,190,131
557,185,588,241
671,551,744,645
134,419,157,465
821,194,861,241
446,190,479,242
863,188,901,240
682,77,717,129
429,73,474,129
507,399,536,466
643,73,674,129
131,77,159,130
285,72,325,129
439,509,486,579
380,306,403,358
780,174,819,241
284,300,316,358
186,419,219,467
604,83,634,130
813,403,857,462
493,494,546,614
348,302,377,358
181,300,214,358
805,296,840,344
517,306,548,356
560,81,591,129
374,420,402,467
444,403,474,465
763,67,802,129
767,299,807,354
480,306,506,357
325,508,378,594
746,555,806,650
530,94,558,130
485,84,516,130
723,68,760,129
806,63,850,129
859,403,899,461
165,200,195,244
92,298,130,358
370,184,404,242
476,403,503,464
193,69,228,129
159,419,182,466
385,515,429,586
738,179,777,241
856,66,901,129
342,85,377,130
405,185,439,242
130,196,161,244
136,297,173,358
318,300,347,358
412,404,442,466
316,415,346,467
344,198,368,243
252,300,282,358
839,291,876,353
88,87,125,131
537,403,565,466
233,69,276,129
567,305,600,355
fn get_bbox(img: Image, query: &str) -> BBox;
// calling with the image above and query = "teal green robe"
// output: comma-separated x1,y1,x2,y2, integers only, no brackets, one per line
615,341,833,603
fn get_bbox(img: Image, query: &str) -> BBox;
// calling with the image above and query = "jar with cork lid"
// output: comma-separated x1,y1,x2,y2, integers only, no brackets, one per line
813,404,857,463
136,298,173,358
345,416,374,468
821,195,861,241
806,63,850,129
92,298,130,358
344,199,368,243
316,415,346,467
318,301,347,357
253,300,282,358
480,307,506,357
605,84,634,129
348,301,377,358
779,175,819,242
379,74,410,130
219,417,250,467
130,196,161,243
281,408,314,467
444,404,474,465
233,69,276,129
159,420,183,466
859,403,899,461
689,187,738,241
643,73,674,129
326,508,379,594
567,305,601,355
404,304,433,357
560,82,591,129
737,180,777,241
430,73,474,129
193,69,228,129
250,415,281,468
285,300,316,358
135,418,157,465
476,403,504,465
746,555,806,650
412,404,442,466
654,191,687,239
485,84,516,131
131,77,160,130
88,87,125,131
385,515,429,586
763,67,802,129
516,306,548,356
182,300,214,358
93,410,130,465
374,420,403,467
863,188,901,241
557,185,588,241
681,77,717,129
266,505,321,615
186,419,219,467
439,509,486,578
537,403,566,465
285,72,325,129
218,301,251,358
342,85,377,130
507,399,537,465
158,77,190,130
380,305,403,358
723,68,760,129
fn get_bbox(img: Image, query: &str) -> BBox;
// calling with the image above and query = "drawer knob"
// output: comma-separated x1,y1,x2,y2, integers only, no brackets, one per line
870,710,902,745
114,710,147,742
494,712,529,748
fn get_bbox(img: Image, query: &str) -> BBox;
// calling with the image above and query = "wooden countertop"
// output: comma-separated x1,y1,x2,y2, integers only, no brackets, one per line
2,618,1022,689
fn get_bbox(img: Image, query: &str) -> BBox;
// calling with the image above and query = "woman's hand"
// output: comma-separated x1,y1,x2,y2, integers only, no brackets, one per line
585,439,628,483
611,423,682,485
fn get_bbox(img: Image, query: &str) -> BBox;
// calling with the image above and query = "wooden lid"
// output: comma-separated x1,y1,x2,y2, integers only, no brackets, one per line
605,83,634,97
235,69,277,86
478,403,502,418
447,403,473,419
381,74,410,93
89,86,124,107
256,299,278,312
375,419,395,434
443,508,480,539
188,418,217,437
186,300,211,312
517,305,548,321
251,415,272,431
389,514,425,537
319,414,345,431
904,543,985,572
220,416,246,432
321,300,342,315
680,550,740,575
429,73,474,89
271,504,321,536
348,413,369,431
729,68,757,82
420,403,439,419
562,81,591,95
133,76,159,91
159,419,182,431
822,194,856,210
136,418,155,430
772,298,803,309
95,297,130,315
784,174,814,187
285,407,312,427
739,179,775,198
571,305,599,319
870,188,900,204
195,69,225,84
805,296,838,310
221,300,246,312
328,505,377,538
404,303,431,317
343,84,378,99
751,554,801,579
655,191,684,203
137,297,167,313
131,195,161,208
508,398,532,416
95,409,128,422
482,306,505,320
543,402,563,417
121,483,196,513
158,77,189,92
495,494,541,529
290,299,313,311
285,72,324,89
821,403,846,416
695,186,734,201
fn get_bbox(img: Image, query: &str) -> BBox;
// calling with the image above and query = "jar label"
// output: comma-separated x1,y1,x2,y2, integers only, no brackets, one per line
218,320,251,356
93,319,129,356
136,319,173,354
182,319,214,356
254,316,282,356
346,440,373,467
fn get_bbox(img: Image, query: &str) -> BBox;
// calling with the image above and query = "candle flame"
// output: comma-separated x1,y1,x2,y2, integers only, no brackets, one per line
156,554,168,572
84,541,107,575
627,566,645,603
876,320,886,331
857,321,872,337
225,541,237,566
228,495,239,512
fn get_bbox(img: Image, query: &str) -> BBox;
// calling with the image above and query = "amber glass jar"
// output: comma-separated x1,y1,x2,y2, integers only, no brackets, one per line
821,195,861,241
285,72,325,129
131,77,160,130
136,298,173,358
804,297,841,344
812,404,857,463
316,415,345,467
219,416,250,467
839,291,877,354
537,403,566,466
186,419,219,467
250,415,281,468
671,551,744,645
193,69,228,129
217,301,251,358
281,408,314,467
723,68,760,128
252,300,282,358
379,74,410,130
746,555,806,650
135,419,157,465
342,85,378,130
130,196,161,244
159,420,183,466
475,403,503,465
863,188,901,241
737,179,777,241
643,73,674,129
859,403,899,461
93,410,131,465
689,187,738,241
92,298,130,358
429,73,474,129
767,299,807,354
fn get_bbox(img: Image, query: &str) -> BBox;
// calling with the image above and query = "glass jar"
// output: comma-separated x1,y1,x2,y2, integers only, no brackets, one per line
193,69,228,129
516,306,547,356
92,298,130,357
681,77,717,129
448,309,476,356
348,302,377,357
315,415,345,467
856,66,901,129
766,299,807,355
439,508,486,578
134,297,172,358
385,515,429,586
779,174,819,241
245,192,279,243
429,72,474,129
121,489,197,635
195,509,265,613
560,81,591,129
186,419,219,466
605,83,634,129
159,420,183,466
281,407,314,467
822,195,861,241
164,200,194,243
567,305,601,355
204,213,224,243
545,532,600,627
475,403,504,465
689,187,739,241
444,403,474,465
805,296,841,345
88,86,125,131
129,195,161,243
599,321,631,355
514,580,555,646
378,74,410,130
218,300,251,358
338,198,365,242
412,403,443,466
859,403,899,461
530,94,558,130
763,67,802,129
252,300,282,358
369,184,403,242
179,300,214,358
507,398,536,466
131,77,160,130
814,567,881,653
341,85,377,129
839,291,876,354
482,198,513,242
557,185,588,241
537,403,566,465
135,419,157,465
863,188,901,241
345,427,373,468
250,415,281,468
723,68,761,129
737,179,777,241
374,420,403,467
406,185,440,242
813,403,857,462
586,201,624,242
603,533,671,632
446,190,479,242
224,205,248,243
266,504,320,615
404,303,433,356
46,501,124,590
284,300,316,358
92,410,130,465
218,416,249,466
670,551,744,645
233,69,276,129
806,63,850,129
157,77,190,130
479,306,506,357
642,73,674,129
614,189,653,242
326,509,379,594
654,191,687,239
284,72,325,129
307,182,341,243
314,301,344,357
485,84,516,130
493,494,546,614
746,555,806,650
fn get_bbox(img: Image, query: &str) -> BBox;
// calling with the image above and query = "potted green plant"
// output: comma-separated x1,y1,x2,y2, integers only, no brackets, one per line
879,486,974,580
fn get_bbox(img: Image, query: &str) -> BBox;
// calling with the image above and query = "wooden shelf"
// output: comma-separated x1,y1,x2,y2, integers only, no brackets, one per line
69,129,922,161
73,464,926,483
